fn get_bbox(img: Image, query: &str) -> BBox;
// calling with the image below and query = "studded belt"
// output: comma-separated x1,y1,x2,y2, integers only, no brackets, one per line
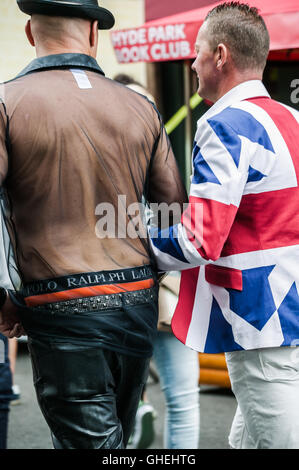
32,287,158,315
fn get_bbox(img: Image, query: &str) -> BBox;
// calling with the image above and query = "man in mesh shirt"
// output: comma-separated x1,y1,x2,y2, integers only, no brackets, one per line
0,0,187,449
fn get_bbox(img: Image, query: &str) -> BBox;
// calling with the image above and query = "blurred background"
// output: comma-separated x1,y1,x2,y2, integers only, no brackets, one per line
0,0,147,83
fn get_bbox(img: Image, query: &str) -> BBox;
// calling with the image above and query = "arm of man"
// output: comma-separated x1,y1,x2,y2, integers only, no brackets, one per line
150,118,250,271
145,105,189,253
0,101,24,338
145,106,188,211
0,292,24,338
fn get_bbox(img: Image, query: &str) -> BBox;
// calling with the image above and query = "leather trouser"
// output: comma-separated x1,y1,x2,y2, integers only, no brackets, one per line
27,336,150,449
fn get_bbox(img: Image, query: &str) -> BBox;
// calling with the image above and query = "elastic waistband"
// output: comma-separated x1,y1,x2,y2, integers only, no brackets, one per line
22,265,156,307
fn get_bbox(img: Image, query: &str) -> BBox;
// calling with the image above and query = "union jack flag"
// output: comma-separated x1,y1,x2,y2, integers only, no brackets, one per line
151,81,299,353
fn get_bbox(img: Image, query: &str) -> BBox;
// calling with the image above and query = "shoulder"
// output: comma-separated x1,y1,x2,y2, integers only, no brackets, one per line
207,101,267,133
197,99,279,147
106,76,160,118
276,101,299,124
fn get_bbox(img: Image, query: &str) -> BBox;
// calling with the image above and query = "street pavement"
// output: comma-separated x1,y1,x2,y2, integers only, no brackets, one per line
7,342,237,450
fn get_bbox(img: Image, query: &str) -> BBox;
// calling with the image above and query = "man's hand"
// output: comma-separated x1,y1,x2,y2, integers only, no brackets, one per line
0,293,25,338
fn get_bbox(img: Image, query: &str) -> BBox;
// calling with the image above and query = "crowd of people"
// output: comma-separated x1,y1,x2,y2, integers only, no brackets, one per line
0,0,299,450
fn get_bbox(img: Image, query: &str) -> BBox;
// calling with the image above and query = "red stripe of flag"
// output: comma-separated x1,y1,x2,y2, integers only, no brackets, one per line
172,267,200,344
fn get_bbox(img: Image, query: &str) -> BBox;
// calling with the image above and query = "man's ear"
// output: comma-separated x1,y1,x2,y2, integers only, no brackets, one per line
25,20,35,47
89,20,98,48
215,43,228,70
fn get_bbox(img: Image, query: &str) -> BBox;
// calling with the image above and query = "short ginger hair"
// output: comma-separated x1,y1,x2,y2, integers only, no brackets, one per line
204,2,270,71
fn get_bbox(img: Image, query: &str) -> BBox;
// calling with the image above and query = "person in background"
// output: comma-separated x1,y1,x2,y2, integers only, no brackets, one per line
8,338,21,405
115,74,200,449
154,272,200,449
0,218,14,448
0,334,12,449
150,2,299,449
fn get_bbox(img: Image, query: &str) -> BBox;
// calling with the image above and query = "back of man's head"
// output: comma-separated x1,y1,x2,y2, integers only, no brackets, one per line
30,14,90,46
27,14,98,58
205,2,270,72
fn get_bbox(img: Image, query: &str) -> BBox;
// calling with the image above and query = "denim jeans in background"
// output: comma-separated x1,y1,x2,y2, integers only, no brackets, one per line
0,334,13,449
153,331,200,449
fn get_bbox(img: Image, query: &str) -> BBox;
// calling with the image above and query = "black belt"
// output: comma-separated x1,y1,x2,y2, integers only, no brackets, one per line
32,287,158,315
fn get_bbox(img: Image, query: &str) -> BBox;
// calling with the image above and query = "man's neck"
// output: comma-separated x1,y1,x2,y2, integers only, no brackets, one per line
213,70,263,103
35,44,93,58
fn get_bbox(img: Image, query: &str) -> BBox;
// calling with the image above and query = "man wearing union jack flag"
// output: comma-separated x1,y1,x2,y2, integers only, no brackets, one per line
151,2,299,448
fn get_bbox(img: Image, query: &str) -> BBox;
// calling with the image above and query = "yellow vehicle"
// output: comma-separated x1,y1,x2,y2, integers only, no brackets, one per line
198,353,231,389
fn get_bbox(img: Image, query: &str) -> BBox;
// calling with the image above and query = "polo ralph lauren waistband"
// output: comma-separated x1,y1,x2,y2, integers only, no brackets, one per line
22,265,156,307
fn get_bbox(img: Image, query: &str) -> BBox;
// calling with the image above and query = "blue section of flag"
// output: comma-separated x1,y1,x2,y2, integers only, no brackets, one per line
208,107,275,168
204,297,243,353
277,282,299,346
207,118,242,167
192,143,221,185
150,224,189,264
228,265,276,331
247,165,266,183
